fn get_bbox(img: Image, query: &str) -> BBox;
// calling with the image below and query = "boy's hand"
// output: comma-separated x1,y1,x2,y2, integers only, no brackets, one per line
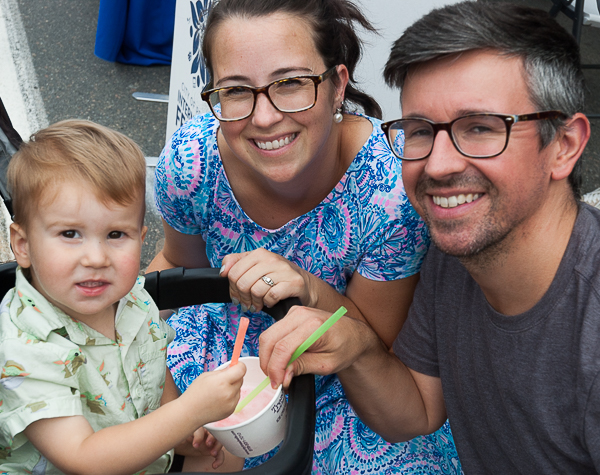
181,362,246,424
174,427,221,456
191,428,218,454
175,427,226,469
195,430,225,469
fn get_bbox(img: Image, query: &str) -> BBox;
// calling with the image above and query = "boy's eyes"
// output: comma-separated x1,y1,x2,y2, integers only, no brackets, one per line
108,231,125,239
60,230,126,239
61,230,80,239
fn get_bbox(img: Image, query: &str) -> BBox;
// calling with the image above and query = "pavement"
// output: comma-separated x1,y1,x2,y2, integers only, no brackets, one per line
1,0,170,269
1,0,600,270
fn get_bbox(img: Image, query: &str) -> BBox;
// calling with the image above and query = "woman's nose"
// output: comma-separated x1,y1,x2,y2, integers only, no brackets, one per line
251,92,285,128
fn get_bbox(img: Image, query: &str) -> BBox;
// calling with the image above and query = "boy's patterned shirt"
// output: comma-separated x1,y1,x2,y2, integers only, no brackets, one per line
0,268,175,474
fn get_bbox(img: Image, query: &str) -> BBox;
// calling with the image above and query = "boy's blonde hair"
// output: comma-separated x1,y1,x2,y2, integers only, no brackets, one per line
7,119,146,227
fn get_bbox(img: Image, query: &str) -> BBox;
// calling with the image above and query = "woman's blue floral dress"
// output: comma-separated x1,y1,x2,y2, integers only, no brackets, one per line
154,112,462,474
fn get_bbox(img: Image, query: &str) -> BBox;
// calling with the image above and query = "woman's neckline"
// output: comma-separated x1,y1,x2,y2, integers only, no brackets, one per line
216,112,375,231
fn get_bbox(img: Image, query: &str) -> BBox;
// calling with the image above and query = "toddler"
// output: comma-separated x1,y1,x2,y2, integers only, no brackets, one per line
0,120,245,474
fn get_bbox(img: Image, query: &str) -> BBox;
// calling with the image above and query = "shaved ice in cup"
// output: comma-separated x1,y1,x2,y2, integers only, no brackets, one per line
211,385,277,427
204,356,288,457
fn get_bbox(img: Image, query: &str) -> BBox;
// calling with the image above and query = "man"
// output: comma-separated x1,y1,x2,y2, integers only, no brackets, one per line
259,2,600,473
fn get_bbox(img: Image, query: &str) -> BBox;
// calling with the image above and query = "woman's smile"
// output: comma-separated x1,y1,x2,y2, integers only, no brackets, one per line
253,133,297,150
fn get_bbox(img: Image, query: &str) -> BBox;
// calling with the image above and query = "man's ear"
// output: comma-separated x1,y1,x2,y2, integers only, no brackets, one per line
550,112,591,181
10,223,31,269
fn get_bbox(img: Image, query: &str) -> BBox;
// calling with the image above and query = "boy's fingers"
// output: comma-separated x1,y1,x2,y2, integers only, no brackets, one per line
191,427,207,448
223,361,246,381
212,448,225,469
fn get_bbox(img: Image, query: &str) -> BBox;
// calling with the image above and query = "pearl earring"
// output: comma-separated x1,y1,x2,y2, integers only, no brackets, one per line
333,108,343,124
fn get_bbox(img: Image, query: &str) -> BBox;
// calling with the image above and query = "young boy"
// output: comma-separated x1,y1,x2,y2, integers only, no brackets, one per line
0,120,245,474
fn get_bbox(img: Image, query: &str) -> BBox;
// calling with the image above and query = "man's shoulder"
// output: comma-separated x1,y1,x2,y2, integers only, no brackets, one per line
570,203,600,274
577,201,600,235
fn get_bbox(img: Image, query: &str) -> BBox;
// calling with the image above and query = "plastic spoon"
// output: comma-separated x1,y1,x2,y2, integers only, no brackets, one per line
234,306,347,413
230,317,249,366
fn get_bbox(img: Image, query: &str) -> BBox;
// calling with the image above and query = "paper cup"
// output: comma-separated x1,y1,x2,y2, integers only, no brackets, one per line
204,356,288,457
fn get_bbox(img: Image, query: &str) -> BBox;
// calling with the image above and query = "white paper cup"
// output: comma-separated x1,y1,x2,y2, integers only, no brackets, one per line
204,356,288,457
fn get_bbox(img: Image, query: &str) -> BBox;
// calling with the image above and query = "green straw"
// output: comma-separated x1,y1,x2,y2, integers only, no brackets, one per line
234,306,347,413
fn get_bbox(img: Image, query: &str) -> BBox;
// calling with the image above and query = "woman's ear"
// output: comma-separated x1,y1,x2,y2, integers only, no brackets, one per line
333,64,349,106
550,112,591,181
10,223,31,269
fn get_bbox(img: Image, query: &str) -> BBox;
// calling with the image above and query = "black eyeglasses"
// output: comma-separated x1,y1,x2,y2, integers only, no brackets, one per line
381,111,568,160
201,66,338,122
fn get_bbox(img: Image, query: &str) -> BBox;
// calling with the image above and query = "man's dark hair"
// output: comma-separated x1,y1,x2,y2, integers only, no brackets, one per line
384,1,585,198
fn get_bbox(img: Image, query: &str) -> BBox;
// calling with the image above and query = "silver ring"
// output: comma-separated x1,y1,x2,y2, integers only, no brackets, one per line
261,275,276,287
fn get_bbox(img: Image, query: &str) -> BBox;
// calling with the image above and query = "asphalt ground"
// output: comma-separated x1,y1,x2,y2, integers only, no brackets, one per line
2,0,600,270
2,0,170,269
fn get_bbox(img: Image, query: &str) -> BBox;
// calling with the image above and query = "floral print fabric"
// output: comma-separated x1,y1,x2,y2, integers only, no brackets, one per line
155,112,461,473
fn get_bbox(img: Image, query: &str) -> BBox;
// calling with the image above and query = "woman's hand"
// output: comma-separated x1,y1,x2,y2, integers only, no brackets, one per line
220,248,316,313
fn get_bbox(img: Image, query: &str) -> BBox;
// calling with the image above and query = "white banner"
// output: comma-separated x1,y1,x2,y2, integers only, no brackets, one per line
166,0,462,142
353,0,462,120
166,0,213,143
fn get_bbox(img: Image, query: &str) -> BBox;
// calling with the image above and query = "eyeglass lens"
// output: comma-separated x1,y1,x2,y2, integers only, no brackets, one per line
209,77,317,120
388,115,509,159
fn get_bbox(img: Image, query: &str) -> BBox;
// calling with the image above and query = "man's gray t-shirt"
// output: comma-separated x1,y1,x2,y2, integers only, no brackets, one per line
394,203,600,474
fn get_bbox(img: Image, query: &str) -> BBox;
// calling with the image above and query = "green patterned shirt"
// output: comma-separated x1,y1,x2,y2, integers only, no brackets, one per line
0,268,175,474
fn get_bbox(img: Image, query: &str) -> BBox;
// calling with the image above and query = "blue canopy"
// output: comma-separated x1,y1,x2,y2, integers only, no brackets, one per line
94,0,176,66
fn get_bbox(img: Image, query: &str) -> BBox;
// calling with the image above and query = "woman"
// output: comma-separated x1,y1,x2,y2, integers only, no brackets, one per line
150,0,461,473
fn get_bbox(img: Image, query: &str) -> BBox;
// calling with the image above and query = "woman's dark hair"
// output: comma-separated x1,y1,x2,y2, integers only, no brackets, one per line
201,0,382,119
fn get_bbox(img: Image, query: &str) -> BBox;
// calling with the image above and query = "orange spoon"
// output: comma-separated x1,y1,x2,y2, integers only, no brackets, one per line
230,317,249,366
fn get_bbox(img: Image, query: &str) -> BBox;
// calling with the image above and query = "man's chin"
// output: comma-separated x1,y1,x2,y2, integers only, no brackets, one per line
431,235,482,258
430,225,513,266
426,220,482,257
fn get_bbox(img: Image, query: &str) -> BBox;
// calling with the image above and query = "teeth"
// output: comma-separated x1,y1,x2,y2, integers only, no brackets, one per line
80,281,104,288
256,134,296,150
433,193,480,208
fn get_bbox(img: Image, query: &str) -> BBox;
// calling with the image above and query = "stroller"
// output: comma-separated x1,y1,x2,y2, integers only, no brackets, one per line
0,98,315,474
0,97,19,217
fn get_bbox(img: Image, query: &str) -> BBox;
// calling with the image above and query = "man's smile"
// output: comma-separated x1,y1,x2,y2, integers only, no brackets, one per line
432,193,481,208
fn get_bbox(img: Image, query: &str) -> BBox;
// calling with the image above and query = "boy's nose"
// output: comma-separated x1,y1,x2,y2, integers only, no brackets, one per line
81,241,110,267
